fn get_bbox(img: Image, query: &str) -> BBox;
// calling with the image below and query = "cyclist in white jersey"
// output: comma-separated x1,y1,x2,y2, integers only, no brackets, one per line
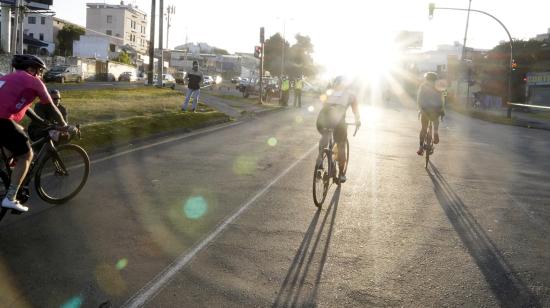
315,76,361,183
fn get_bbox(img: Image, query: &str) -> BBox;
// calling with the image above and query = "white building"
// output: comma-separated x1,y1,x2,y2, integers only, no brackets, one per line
86,2,148,55
532,28,550,42
73,35,111,60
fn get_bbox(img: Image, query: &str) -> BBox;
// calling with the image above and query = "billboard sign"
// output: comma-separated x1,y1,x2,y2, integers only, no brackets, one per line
0,0,53,10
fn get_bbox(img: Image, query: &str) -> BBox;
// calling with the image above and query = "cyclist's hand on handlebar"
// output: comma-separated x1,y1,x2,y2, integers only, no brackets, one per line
355,120,362,127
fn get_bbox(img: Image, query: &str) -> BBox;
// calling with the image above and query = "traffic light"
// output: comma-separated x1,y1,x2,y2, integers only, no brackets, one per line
429,3,435,19
511,59,517,70
254,46,262,58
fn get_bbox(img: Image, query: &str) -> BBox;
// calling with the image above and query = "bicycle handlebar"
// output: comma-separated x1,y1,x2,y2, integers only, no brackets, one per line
345,122,361,137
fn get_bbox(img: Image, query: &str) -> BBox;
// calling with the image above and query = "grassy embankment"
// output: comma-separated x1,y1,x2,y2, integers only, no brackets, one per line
25,87,229,151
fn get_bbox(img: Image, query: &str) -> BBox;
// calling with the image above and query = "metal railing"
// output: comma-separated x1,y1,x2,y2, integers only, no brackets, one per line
507,102,550,118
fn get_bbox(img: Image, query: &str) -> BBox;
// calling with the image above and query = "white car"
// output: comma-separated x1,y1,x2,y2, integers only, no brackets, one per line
203,75,214,86
145,73,177,89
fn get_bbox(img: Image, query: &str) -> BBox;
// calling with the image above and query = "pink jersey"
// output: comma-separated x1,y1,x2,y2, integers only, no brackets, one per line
0,70,52,122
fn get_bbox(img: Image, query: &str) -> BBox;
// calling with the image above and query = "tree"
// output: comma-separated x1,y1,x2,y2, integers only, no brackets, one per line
56,25,85,57
263,33,318,78
117,51,132,65
212,47,229,55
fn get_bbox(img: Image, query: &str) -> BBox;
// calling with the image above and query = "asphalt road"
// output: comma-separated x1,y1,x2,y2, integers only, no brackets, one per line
0,96,549,307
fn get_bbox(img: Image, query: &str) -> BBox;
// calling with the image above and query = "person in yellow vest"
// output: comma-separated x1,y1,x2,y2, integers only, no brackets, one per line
293,76,303,108
281,76,290,106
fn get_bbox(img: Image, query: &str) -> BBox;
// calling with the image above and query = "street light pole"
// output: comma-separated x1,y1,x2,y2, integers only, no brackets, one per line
429,5,513,117
157,0,164,87
148,0,156,85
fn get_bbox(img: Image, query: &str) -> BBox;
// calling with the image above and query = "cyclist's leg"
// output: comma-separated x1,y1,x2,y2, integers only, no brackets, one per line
0,120,32,211
418,112,429,154
432,113,440,144
315,107,331,168
334,121,348,175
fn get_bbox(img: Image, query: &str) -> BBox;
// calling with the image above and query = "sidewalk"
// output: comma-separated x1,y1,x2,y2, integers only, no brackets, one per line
456,105,550,130
200,91,283,119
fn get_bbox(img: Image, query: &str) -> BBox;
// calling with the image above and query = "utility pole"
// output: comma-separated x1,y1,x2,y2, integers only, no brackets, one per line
259,27,265,104
11,0,21,58
18,1,25,54
148,0,156,85
166,5,175,49
157,0,164,87
462,0,473,107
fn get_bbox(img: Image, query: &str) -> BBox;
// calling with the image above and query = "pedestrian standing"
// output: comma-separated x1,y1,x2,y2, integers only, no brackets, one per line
182,60,203,112
281,76,290,106
293,76,303,108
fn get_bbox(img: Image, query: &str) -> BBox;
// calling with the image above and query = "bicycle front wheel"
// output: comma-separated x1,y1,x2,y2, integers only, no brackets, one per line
313,151,330,208
340,139,350,176
35,144,90,204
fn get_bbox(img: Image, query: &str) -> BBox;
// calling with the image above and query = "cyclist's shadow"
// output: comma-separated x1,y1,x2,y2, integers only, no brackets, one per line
272,187,341,308
427,162,540,308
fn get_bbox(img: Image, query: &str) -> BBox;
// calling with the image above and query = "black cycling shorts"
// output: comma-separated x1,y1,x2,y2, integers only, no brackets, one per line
316,105,347,143
0,118,31,156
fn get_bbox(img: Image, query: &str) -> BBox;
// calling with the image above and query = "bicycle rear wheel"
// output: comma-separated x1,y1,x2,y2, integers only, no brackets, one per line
35,144,90,204
340,139,350,176
0,170,9,221
313,150,330,208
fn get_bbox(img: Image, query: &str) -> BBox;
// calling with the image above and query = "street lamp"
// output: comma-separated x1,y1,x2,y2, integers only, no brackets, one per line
429,3,514,117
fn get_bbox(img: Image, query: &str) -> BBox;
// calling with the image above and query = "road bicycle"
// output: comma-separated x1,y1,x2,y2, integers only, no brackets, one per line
423,120,435,168
312,123,359,208
0,125,90,221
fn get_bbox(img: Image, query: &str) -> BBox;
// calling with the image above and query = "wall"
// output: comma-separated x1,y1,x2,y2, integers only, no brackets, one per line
107,61,137,81
73,35,110,60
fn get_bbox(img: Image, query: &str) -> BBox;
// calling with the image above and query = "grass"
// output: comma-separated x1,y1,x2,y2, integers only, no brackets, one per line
23,87,229,152
73,111,229,151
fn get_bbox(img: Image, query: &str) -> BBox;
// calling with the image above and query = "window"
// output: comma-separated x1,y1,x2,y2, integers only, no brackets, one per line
39,33,44,41
110,44,116,52
107,15,113,24
28,16,36,24
29,33,34,38
41,17,46,24
106,30,112,36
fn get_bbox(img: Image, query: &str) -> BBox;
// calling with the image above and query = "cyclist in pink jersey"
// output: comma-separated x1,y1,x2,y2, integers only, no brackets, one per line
0,55,68,212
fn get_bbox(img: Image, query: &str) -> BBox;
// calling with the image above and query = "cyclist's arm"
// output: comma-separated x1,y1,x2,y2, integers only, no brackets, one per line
25,108,47,125
350,95,361,124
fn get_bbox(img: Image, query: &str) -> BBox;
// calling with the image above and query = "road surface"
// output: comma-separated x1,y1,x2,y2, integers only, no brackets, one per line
0,97,549,307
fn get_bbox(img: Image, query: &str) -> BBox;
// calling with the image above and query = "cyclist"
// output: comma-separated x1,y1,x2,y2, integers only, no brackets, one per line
417,72,445,156
27,89,68,143
0,55,68,212
315,76,361,183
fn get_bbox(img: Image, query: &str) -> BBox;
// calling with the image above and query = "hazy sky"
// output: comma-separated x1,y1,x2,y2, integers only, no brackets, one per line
51,0,549,74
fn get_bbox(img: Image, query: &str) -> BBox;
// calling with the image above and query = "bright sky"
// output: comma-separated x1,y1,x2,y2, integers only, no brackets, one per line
52,0,549,75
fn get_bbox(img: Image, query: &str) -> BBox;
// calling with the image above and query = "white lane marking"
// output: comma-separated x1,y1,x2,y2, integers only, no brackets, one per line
122,144,317,308
90,121,242,166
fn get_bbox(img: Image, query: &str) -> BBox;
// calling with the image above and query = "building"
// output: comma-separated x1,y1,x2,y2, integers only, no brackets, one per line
532,28,550,42
85,2,148,55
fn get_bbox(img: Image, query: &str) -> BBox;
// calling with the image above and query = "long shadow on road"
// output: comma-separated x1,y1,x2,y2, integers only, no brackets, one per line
272,187,341,308
428,163,540,308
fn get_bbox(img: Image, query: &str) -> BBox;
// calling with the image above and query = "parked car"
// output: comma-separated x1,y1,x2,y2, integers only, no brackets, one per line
231,76,241,84
44,65,83,83
203,75,215,86
118,71,137,82
174,71,187,84
144,73,176,89
242,77,280,101
236,78,249,92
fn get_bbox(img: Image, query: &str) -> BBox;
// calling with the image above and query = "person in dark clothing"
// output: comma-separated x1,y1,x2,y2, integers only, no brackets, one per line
182,61,204,112
27,89,68,142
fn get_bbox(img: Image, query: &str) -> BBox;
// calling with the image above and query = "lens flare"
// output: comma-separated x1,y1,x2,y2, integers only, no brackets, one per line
116,258,128,270
183,196,208,220
308,106,315,112
319,94,327,103
61,296,83,308
95,263,126,296
267,137,278,147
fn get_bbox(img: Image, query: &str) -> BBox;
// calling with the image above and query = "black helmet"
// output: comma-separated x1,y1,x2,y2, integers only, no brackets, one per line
12,54,47,71
424,72,438,82
49,89,61,97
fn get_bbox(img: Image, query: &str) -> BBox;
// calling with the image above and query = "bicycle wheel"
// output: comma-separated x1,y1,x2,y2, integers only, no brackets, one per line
313,150,330,208
340,138,350,176
0,170,9,221
35,144,90,204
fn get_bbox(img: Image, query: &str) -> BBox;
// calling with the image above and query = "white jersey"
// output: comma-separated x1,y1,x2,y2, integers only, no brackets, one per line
326,90,353,108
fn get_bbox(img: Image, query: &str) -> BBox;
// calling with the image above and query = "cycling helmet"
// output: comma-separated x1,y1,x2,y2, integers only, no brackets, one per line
49,89,61,97
332,75,346,87
12,54,47,71
424,72,438,82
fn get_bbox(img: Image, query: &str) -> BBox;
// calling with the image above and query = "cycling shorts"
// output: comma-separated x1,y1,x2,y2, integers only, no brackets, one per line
316,105,347,143
0,118,31,156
